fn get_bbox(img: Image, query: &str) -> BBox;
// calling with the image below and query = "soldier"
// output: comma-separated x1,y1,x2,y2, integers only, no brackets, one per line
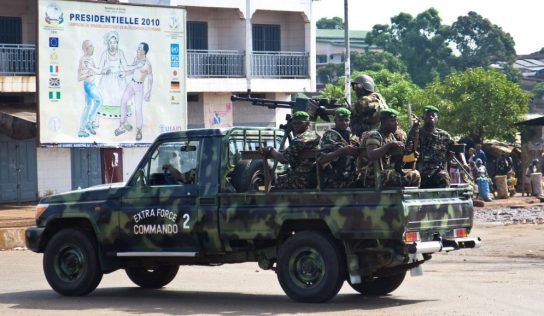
349,74,388,137
259,111,321,189
405,105,466,188
355,108,420,189
317,108,360,188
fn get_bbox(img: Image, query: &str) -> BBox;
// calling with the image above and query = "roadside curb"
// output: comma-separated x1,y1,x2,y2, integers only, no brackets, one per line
0,227,26,250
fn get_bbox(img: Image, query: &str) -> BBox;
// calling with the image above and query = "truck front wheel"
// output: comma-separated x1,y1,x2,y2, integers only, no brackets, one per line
277,231,345,303
43,228,103,296
125,264,179,288
348,272,406,296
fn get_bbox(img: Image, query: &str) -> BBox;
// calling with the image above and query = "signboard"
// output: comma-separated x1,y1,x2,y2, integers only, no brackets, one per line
38,0,186,146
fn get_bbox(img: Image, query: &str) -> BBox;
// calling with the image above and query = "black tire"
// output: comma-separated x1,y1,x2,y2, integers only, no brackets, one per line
125,264,179,289
277,231,345,303
348,272,406,296
43,228,103,296
230,159,264,192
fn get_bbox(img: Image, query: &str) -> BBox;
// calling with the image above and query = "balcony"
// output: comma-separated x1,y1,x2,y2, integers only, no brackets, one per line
187,49,245,78
251,51,309,78
0,45,310,80
0,44,36,75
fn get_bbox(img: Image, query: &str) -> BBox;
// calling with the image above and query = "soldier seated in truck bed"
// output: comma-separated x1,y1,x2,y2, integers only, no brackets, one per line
259,111,320,189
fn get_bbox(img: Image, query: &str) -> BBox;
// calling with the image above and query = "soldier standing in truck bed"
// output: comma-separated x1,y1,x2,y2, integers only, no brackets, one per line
355,108,420,188
349,74,388,137
405,105,465,188
259,111,321,189
317,108,360,189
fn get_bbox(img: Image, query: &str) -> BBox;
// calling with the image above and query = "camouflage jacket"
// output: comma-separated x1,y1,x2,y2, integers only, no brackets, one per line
357,130,400,183
283,129,321,173
318,128,359,188
408,127,454,175
349,92,387,137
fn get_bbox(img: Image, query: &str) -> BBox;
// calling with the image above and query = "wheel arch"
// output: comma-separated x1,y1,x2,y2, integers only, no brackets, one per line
40,218,97,253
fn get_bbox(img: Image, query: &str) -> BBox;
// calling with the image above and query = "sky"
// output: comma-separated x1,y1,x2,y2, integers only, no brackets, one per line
313,0,541,55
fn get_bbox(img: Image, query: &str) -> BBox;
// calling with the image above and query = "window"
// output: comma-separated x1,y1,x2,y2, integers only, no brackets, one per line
316,55,327,64
141,140,199,186
0,17,22,44
252,24,280,52
187,21,208,50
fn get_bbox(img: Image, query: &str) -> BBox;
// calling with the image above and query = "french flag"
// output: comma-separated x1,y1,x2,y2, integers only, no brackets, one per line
49,65,59,73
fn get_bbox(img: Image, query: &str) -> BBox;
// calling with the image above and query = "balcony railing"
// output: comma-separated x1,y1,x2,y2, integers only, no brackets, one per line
0,44,36,75
187,49,245,78
0,45,310,79
251,51,309,78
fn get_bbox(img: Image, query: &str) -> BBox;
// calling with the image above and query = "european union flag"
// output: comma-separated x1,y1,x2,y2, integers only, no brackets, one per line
49,37,59,47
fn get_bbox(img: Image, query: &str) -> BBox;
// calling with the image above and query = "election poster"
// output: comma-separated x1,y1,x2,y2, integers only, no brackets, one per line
37,0,186,146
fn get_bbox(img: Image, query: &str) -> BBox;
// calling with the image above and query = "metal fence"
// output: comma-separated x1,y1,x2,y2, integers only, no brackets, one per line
187,49,245,78
0,44,35,75
251,51,309,78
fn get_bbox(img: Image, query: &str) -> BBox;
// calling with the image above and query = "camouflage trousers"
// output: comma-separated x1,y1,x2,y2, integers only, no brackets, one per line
420,169,450,188
274,170,317,190
356,169,421,188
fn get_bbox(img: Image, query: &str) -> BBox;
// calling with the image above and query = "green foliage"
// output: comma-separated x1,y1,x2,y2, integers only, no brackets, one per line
365,8,454,87
448,11,517,70
532,82,544,98
351,51,408,74
317,17,344,30
414,68,530,143
317,63,343,85
365,9,517,87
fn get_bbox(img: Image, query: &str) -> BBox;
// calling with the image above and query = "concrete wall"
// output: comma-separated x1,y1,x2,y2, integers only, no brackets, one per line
122,147,149,181
37,147,71,196
186,7,245,51
252,11,306,52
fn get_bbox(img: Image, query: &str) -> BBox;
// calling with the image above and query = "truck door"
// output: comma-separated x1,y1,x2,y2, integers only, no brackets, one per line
117,139,201,256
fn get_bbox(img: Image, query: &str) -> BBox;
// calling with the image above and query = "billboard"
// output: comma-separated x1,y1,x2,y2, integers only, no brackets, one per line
38,0,186,146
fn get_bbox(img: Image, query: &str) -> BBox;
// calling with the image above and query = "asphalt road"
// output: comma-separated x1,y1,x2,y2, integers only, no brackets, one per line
1,225,543,315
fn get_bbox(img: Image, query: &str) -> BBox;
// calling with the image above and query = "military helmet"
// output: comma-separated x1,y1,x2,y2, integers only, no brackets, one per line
351,74,375,92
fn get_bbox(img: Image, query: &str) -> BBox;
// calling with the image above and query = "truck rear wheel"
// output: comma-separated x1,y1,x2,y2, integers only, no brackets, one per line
348,272,406,296
43,228,103,296
277,231,345,303
125,264,179,289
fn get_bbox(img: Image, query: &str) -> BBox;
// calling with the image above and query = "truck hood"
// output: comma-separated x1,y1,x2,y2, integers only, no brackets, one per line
40,182,126,204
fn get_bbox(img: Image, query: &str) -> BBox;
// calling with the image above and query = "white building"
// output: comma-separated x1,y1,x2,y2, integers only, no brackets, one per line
0,0,316,202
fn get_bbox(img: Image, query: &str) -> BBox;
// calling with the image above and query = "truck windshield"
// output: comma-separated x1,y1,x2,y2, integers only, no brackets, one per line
141,140,199,186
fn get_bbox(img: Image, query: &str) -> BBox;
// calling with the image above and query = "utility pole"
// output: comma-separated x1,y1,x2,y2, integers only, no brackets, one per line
343,0,350,102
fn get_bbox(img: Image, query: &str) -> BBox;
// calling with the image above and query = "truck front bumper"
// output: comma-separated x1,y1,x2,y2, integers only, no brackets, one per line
407,237,482,254
25,226,45,253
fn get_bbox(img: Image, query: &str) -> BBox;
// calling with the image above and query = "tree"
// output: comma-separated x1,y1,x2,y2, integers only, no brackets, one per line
448,11,516,70
317,17,344,30
413,68,530,143
365,8,454,86
317,63,343,85
532,82,544,98
351,51,408,75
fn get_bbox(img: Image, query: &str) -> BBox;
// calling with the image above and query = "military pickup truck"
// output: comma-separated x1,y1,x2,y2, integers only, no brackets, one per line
26,127,480,303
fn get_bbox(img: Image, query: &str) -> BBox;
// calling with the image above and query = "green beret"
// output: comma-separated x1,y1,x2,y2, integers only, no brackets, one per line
380,108,400,119
334,108,351,118
423,105,439,113
292,111,310,121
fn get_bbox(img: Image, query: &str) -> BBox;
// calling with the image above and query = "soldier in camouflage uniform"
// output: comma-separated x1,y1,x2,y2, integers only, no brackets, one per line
405,105,465,188
317,108,360,189
349,74,388,137
260,111,321,189
355,108,420,189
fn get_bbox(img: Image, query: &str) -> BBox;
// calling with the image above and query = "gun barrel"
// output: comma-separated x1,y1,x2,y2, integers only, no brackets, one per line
231,95,294,109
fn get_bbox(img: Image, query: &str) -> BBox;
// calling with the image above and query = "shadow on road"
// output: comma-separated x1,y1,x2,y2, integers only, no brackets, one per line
0,287,433,314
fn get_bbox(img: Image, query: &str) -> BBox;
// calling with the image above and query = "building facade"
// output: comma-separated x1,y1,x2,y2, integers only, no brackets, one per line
0,0,316,202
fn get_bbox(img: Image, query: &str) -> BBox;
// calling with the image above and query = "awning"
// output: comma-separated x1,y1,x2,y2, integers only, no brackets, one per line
0,104,36,140
515,115,544,126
